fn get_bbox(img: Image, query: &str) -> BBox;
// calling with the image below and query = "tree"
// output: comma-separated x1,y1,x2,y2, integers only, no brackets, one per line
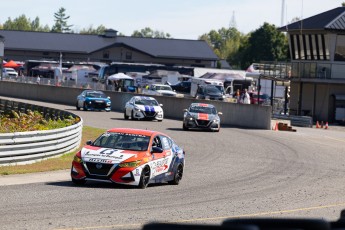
79,25,107,35
2,15,50,32
51,7,73,33
237,23,288,69
199,27,244,68
342,2,345,6
132,27,171,38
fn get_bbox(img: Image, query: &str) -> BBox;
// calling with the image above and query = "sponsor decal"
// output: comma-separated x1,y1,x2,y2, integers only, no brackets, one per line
197,113,209,120
89,158,112,164
82,148,135,162
134,168,141,177
152,158,169,175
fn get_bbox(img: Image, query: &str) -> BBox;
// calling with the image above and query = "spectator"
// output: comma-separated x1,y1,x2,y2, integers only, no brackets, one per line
241,89,251,104
36,76,41,85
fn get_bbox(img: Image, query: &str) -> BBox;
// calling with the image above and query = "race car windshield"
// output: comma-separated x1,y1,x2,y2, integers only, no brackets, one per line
135,99,159,106
86,92,106,98
189,106,217,114
92,132,150,151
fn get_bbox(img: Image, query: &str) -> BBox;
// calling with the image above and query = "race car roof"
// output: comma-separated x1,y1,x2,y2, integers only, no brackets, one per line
106,128,161,137
190,103,215,108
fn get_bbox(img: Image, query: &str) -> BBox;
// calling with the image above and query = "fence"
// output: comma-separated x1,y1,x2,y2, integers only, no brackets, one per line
0,99,83,165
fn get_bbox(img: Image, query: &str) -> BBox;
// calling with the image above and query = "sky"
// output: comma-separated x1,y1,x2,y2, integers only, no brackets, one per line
0,0,344,40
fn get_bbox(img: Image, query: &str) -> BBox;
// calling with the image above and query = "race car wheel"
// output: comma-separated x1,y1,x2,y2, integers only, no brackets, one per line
183,123,188,130
124,110,129,120
169,164,183,185
138,166,150,189
76,102,80,110
131,110,136,120
83,102,87,111
72,177,86,185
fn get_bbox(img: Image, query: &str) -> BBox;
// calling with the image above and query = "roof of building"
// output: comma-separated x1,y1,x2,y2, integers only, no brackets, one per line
0,30,218,60
279,7,345,32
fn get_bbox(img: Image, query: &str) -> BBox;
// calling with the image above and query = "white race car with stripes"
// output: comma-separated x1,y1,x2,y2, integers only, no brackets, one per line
124,96,164,121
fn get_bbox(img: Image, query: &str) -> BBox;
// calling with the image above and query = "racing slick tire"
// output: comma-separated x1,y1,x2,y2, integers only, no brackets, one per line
182,123,188,131
124,110,129,120
169,163,184,185
138,166,150,189
76,102,80,110
72,177,86,185
131,110,136,120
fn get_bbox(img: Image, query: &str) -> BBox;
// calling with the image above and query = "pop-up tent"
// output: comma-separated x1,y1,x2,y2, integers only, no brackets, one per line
3,60,21,68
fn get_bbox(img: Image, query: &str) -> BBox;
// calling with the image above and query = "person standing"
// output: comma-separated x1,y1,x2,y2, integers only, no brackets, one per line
36,75,41,85
242,89,251,104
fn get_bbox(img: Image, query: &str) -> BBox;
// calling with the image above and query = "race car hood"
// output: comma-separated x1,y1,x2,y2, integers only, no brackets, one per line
188,112,218,121
81,146,137,164
137,105,162,113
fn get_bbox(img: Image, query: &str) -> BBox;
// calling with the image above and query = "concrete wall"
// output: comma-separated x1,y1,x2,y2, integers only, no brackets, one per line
0,81,271,129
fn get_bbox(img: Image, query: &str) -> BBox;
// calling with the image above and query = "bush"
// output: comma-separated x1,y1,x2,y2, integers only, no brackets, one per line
0,110,78,133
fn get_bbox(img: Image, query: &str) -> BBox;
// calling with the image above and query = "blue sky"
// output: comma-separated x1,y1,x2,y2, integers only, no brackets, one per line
1,0,344,39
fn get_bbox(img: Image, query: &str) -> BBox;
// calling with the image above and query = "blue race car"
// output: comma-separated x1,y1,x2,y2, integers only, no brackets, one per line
76,90,111,111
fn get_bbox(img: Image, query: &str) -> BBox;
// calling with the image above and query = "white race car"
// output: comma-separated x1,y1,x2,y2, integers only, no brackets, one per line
124,96,164,121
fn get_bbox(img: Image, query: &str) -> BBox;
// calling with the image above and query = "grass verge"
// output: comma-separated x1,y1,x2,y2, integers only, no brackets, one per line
0,126,105,175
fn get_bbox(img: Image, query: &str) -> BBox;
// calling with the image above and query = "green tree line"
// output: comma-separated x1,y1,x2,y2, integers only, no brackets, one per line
0,6,299,69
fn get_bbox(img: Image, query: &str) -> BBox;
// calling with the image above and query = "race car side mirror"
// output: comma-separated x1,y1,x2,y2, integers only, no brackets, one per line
151,146,163,154
218,112,223,115
183,109,188,112
86,140,92,145
159,104,163,107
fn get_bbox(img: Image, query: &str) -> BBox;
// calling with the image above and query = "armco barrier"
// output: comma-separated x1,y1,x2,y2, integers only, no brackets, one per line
0,98,83,165
0,81,271,129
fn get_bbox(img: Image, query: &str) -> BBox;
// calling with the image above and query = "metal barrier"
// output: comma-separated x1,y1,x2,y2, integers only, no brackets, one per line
0,99,83,165
272,114,313,127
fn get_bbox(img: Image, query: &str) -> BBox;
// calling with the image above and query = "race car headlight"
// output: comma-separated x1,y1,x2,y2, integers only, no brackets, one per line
213,119,220,123
73,155,82,163
158,110,163,114
119,160,141,168
106,101,111,105
88,101,92,104
134,106,141,111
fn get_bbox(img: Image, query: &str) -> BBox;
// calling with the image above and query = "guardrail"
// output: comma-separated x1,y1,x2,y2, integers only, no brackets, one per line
272,114,313,127
0,99,83,165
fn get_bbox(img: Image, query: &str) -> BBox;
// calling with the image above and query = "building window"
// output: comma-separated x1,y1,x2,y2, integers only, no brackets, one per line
335,35,345,61
290,34,329,61
103,51,109,59
126,51,132,60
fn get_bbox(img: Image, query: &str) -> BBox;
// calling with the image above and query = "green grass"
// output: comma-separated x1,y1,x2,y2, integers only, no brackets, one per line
0,126,106,175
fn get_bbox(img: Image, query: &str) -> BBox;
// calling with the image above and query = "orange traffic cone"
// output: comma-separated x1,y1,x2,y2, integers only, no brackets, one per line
324,122,329,129
273,122,278,131
316,121,320,128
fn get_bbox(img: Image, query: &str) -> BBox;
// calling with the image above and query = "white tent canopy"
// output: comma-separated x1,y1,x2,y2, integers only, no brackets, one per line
107,73,133,81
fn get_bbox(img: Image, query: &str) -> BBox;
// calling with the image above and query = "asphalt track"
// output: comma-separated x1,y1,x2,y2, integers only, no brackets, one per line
0,97,345,230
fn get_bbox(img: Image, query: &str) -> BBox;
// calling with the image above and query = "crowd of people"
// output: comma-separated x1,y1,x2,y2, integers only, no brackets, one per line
234,89,251,104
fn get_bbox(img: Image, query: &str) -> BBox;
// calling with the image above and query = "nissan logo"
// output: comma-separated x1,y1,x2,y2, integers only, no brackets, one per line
96,163,103,169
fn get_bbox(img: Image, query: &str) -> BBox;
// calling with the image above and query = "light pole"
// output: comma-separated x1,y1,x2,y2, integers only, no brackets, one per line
0,35,5,81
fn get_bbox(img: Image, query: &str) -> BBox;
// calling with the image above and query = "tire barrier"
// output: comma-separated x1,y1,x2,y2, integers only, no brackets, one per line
0,99,83,165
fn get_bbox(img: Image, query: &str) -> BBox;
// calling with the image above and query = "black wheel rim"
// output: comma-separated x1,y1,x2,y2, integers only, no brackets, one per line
142,168,150,185
176,165,183,181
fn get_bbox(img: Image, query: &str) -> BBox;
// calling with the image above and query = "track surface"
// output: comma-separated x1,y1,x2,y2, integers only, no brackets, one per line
0,97,345,230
